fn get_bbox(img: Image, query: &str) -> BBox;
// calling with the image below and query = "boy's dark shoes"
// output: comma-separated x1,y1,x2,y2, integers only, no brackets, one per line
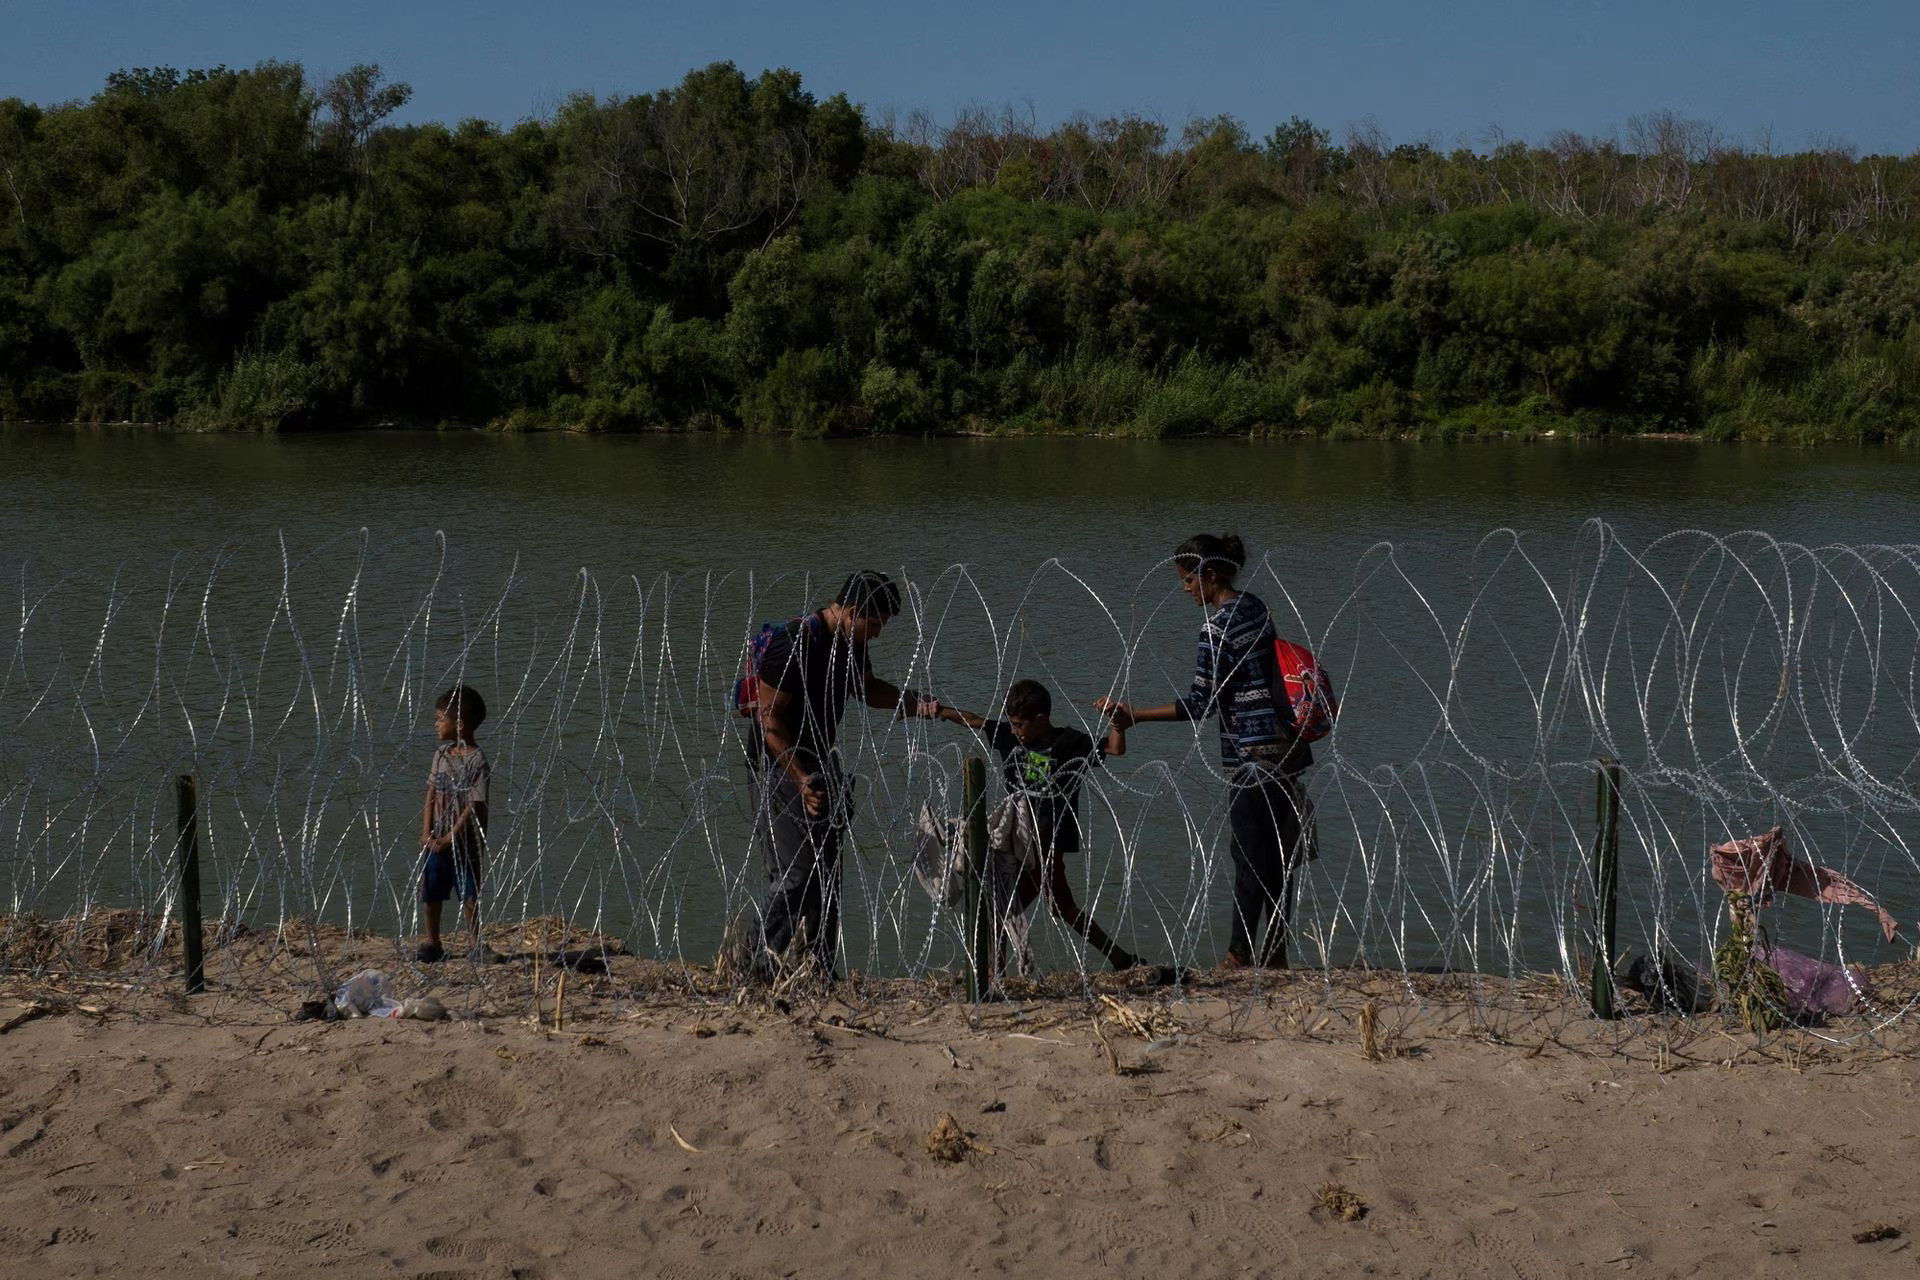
465,943,501,965
1112,960,1182,988
1142,964,1181,988
415,942,446,963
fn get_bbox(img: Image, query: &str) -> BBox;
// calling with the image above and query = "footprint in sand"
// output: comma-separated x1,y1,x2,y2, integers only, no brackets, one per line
235,1219,351,1251
654,1264,737,1280
92,1116,165,1165
1185,1199,1300,1264
0,1225,42,1255
678,1211,738,1241
409,1073,524,1128
419,1233,540,1272
1446,1227,1566,1280
5,1113,73,1163
1058,1205,1163,1246
222,1124,310,1165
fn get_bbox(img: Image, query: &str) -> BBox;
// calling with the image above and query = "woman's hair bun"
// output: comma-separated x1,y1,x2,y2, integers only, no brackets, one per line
1173,532,1247,584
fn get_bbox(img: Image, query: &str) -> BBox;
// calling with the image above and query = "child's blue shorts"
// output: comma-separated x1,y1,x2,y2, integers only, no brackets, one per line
420,847,481,904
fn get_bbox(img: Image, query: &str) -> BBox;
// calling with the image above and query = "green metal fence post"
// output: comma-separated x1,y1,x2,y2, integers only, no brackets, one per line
963,757,993,1001
177,774,205,995
1590,759,1622,1019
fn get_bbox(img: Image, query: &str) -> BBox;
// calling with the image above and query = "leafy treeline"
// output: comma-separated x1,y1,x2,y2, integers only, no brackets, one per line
3,61,1919,438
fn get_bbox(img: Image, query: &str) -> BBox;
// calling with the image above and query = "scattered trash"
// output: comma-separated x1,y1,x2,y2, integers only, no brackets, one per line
1616,950,1713,1014
912,797,1040,975
333,969,392,1018
1316,1181,1367,1222
926,1113,968,1161
293,999,337,1023
386,996,446,1021
1710,827,1902,941
669,1124,701,1154
925,1112,993,1161
1759,943,1869,1018
911,805,969,907
1708,828,1901,1026
323,971,446,1020
1854,1224,1902,1244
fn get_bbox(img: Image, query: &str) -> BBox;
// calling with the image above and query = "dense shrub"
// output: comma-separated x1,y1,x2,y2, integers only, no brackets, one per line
3,62,1918,438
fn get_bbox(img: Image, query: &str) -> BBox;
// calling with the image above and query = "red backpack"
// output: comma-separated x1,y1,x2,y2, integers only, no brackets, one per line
1274,638,1338,744
732,615,824,717
733,623,782,718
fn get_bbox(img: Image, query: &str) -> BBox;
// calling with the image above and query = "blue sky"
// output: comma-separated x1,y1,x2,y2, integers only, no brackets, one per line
7,0,1918,154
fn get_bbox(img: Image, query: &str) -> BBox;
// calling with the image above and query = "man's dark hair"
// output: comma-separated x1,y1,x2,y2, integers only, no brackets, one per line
436,683,487,729
835,570,902,620
1004,679,1052,719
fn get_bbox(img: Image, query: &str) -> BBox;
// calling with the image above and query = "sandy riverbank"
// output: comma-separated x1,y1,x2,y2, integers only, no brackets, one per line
4,925,1920,1277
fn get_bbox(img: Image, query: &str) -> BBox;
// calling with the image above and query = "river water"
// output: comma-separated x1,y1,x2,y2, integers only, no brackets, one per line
4,430,1918,982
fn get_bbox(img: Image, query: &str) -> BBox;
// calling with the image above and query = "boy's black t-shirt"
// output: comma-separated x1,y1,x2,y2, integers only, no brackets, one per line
756,614,871,771
984,721,1102,853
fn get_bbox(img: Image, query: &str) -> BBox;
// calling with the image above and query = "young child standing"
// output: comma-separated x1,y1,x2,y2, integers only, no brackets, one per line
418,684,490,963
934,679,1155,976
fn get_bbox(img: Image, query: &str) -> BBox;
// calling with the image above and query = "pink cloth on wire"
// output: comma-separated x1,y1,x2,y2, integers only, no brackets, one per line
1708,826,1901,943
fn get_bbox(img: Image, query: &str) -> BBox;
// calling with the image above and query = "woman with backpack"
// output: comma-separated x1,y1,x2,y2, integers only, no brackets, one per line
1098,533,1317,970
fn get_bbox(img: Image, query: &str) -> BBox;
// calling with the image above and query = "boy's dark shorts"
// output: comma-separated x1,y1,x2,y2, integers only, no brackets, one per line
420,847,482,904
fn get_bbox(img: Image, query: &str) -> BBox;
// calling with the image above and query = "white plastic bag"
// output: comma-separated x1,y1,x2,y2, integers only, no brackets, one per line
986,793,1041,884
335,970,445,1019
333,968,397,1017
915,795,1040,976
985,794,1039,976
912,803,968,906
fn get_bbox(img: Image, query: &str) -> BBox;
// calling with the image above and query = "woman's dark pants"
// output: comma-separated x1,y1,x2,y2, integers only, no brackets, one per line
1225,766,1303,967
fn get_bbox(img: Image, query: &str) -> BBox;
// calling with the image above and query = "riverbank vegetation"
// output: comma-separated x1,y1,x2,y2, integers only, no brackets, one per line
3,62,1918,439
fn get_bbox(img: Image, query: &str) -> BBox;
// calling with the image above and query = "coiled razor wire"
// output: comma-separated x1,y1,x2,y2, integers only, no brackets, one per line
3,521,1918,1041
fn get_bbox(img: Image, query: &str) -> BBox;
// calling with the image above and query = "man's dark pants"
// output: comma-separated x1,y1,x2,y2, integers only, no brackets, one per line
755,770,843,974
